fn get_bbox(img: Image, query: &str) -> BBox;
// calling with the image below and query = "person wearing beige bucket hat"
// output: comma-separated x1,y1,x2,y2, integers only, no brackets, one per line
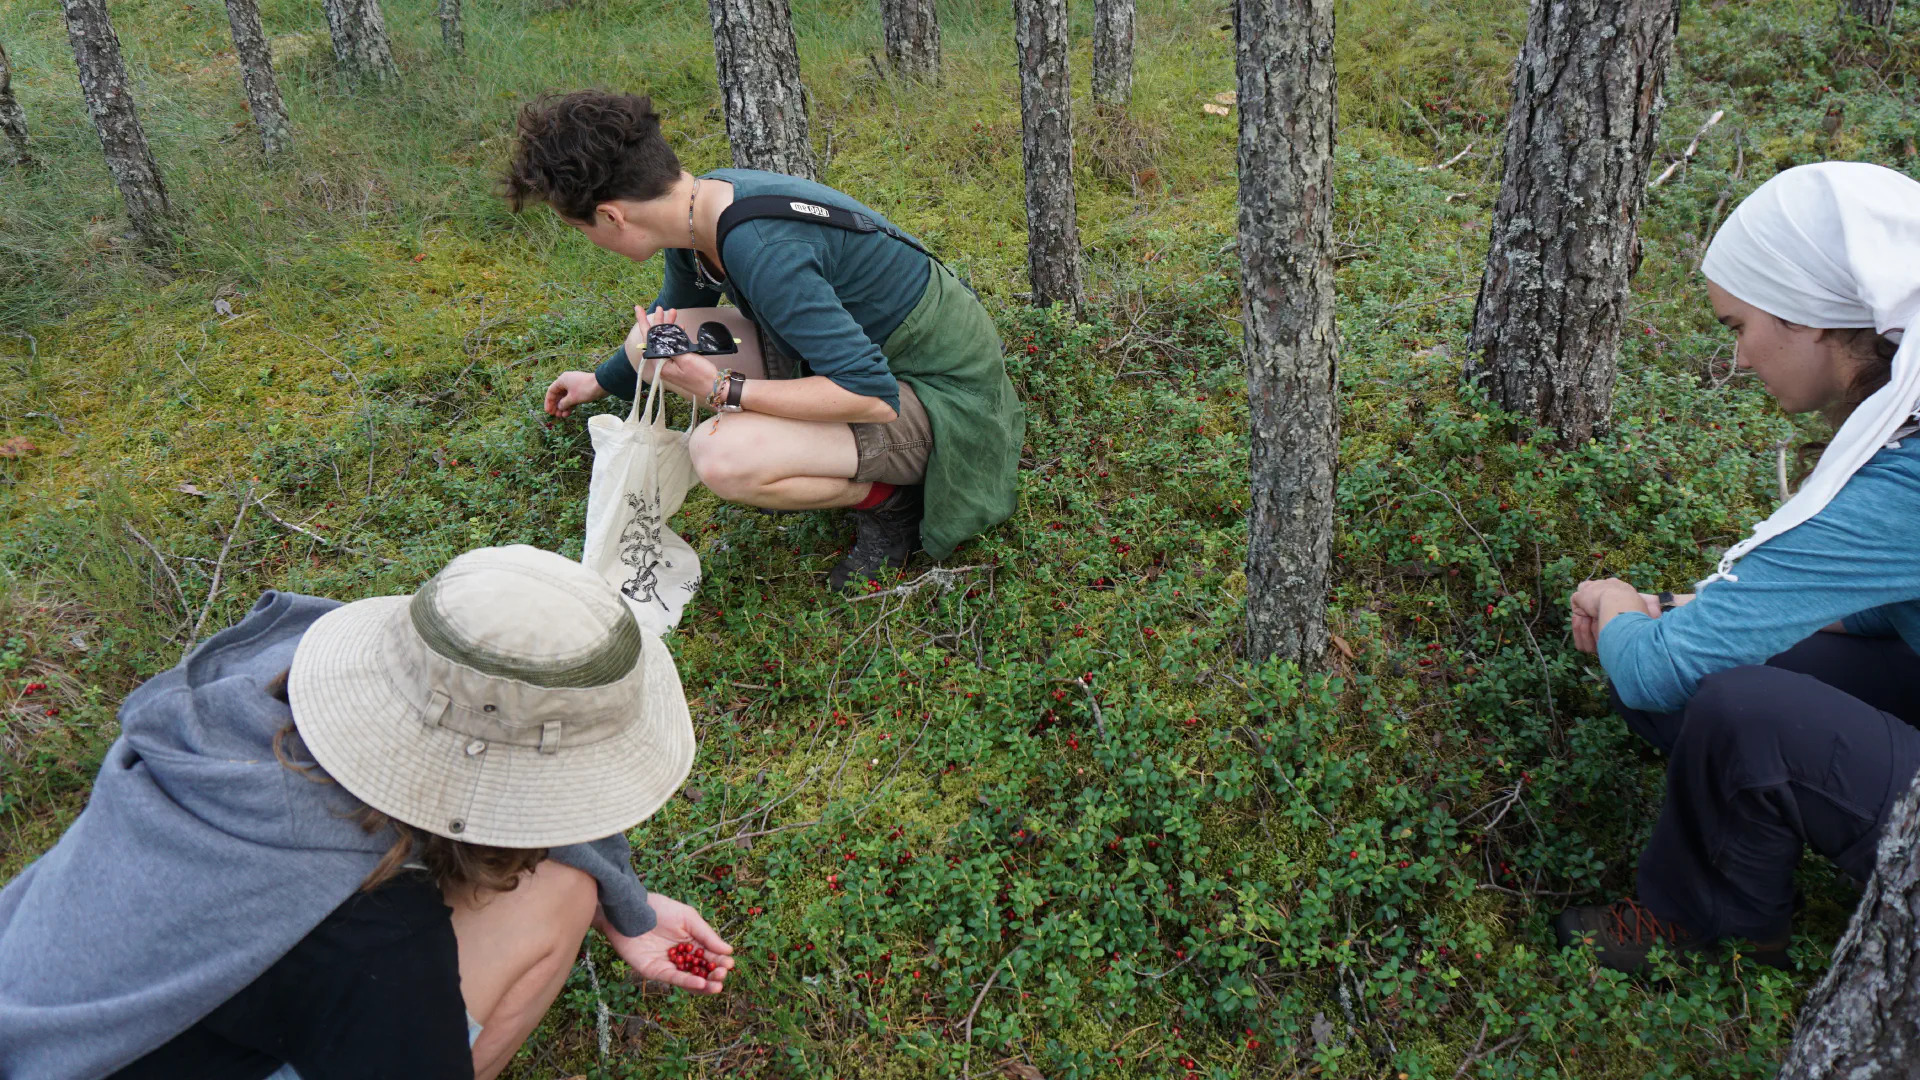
0,546,732,1080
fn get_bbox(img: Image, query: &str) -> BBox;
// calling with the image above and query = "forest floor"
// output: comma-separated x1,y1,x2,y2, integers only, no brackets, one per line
3,0,1918,1076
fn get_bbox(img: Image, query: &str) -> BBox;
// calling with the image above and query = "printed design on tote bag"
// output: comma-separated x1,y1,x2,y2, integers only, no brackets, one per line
617,491,672,610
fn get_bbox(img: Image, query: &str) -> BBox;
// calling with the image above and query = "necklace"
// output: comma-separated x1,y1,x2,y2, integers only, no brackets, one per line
687,176,700,251
688,175,728,290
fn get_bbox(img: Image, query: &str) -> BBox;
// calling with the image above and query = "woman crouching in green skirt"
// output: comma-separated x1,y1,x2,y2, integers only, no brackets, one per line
509,91,1026,591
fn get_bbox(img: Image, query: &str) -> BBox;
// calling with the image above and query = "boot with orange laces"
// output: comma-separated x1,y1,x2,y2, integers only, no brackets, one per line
1552,898,1789,973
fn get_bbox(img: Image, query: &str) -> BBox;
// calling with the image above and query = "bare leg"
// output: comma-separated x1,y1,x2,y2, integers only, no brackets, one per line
688,412,876,510
447,860,599,1080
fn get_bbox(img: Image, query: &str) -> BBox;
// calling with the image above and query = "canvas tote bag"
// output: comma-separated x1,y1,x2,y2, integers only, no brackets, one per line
581,353,703,634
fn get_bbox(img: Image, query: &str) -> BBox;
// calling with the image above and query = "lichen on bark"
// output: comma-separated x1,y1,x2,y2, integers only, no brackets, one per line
1465,0,1681,445
708,0,816,180
1014,0,1083,314
1236,0,1339,663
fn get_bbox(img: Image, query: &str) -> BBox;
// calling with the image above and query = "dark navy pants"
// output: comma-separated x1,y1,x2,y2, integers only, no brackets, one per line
1612,633,1920,941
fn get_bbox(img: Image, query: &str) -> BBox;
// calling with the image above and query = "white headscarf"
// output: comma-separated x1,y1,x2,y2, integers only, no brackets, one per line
1696,161,1920,587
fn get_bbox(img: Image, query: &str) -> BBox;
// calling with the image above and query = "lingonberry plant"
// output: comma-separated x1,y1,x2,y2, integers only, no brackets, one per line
4,0,1912,1076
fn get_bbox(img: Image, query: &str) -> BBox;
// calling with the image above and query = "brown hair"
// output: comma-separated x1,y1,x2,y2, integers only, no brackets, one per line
502,91,683,222
266,671,547,896
1789,323,1900,484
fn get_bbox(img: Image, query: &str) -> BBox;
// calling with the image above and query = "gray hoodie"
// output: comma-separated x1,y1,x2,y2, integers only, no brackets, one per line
0,591,657,1079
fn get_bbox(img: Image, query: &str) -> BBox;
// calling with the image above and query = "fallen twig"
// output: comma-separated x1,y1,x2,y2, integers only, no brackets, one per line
1650,109,1725,188
252,494,395,565
1074,674,1108,737
845,564,992,603
191,484,254,645
122,522,189,627
1475,882,1593,899
679,819,821,862
960,950,1021,1080
1453,1017,1528,1079
1419,141,1475,172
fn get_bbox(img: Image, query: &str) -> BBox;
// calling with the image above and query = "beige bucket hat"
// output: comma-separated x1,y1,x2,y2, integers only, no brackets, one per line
287,545,695,848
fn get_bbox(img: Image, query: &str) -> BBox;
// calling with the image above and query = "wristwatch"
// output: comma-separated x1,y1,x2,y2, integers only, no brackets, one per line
707,369,746,413
1657,591,1677,613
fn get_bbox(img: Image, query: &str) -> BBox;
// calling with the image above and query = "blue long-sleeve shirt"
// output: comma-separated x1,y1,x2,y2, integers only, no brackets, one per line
1601,435,1920,713
594,168,930,414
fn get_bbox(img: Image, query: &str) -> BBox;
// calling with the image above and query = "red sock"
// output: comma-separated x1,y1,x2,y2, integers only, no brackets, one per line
853,482,895,510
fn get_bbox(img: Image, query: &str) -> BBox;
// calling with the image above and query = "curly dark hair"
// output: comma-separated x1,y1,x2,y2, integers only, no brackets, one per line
503,91,683,222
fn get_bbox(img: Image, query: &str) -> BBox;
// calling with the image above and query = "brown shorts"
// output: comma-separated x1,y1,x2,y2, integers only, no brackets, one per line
849,381,932,486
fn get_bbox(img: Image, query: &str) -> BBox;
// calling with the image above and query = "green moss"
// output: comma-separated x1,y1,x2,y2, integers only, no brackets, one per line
3,0,1916,1075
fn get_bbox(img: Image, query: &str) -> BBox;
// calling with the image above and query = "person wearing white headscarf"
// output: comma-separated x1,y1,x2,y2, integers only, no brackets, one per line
1557,162,1920,973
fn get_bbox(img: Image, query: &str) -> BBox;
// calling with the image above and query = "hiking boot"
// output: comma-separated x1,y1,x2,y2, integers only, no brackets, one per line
1551,898,1789,973
828,486,922,591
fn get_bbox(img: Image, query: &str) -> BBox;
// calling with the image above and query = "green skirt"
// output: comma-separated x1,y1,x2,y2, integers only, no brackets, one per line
881,265,1025,560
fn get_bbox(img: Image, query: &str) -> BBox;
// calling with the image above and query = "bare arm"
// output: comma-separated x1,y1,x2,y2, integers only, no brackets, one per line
633,308,897,424
735,375,897,423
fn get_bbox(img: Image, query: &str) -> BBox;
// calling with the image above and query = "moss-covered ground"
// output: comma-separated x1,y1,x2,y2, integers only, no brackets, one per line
3,0,1918,1075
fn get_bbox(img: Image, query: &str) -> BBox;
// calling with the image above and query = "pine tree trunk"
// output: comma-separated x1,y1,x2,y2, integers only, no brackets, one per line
1236,0,1338,664
1779,771,1920,1077
222,0,292,155
881,0,939,81
1013,0,1083,314
707,0,815,179
1464,0,1680,446
321,0,400,83
1092,0,1134,110
438,0,465,56
61,0,172,245
0,40,31,168
1847,0,1895,26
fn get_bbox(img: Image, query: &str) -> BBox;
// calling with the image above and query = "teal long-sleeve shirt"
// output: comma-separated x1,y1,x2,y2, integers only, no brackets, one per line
1600,435,1920,713
594,169,931,414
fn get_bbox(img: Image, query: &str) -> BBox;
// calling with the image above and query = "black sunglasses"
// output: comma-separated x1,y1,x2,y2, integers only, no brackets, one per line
642,321,740,360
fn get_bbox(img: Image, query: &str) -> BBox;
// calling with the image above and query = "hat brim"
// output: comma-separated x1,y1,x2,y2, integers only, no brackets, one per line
287,596,695,849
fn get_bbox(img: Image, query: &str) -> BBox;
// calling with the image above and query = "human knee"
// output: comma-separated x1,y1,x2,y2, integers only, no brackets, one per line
1688,667,1793,727
1679,666,1801,755
689,425,762,501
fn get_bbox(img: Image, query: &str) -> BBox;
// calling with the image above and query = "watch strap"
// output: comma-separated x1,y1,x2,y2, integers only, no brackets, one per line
1658,591,1676,613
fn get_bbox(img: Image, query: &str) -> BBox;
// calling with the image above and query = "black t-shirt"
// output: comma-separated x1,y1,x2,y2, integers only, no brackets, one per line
111,871,473,1080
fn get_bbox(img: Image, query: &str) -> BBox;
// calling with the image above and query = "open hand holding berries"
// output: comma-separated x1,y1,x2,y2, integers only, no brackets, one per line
668,943,714,977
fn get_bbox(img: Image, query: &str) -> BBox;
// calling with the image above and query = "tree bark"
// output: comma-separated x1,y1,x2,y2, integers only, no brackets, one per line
61,0,172,245
0,40,31,168
1847,0,1895,26
881,0,939,81
707,0,815,179
321,0,400,83
1013,0,1083,314
222,0,292,155
438,0,465,57
1092,0,1134,110
1780,771,1920,1078
1236,0,1338,664
1464,0,1679,446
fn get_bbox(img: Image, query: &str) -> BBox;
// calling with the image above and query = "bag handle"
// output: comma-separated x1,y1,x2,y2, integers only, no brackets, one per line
629,354,703,439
